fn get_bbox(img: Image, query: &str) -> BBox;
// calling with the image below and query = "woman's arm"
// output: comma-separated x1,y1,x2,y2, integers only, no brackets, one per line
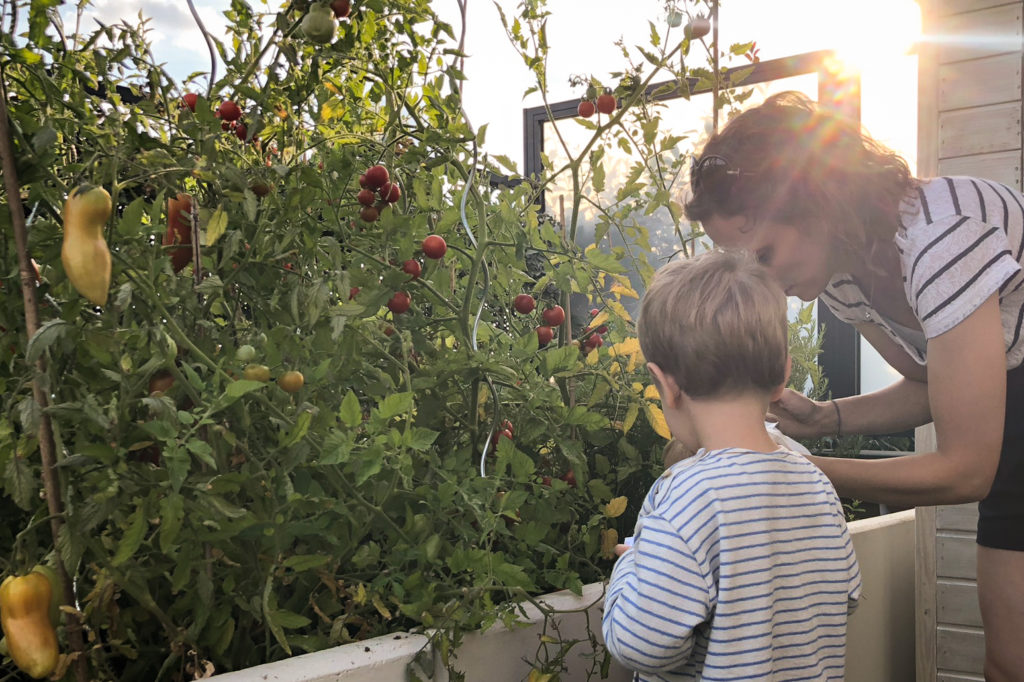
808,295,1006,506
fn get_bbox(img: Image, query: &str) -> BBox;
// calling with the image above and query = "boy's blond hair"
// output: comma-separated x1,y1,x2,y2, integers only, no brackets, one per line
638,249,788,399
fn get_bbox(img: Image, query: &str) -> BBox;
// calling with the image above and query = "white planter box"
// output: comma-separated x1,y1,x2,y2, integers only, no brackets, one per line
215,509,916,682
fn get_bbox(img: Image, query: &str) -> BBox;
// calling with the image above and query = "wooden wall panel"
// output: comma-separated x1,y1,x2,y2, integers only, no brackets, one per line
937,674,986,682
940,0,1023,16
938,150,1022,186
939,53,1022,109
937,4,1023,63
937,580,984,627
938,102,1021,157
935,503,981,531
936,626,986,674
936,534,979,579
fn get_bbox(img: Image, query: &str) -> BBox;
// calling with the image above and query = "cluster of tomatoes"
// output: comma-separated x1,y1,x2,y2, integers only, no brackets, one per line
512,295,566,348
576,89,617,119
179,94,257,144
348,234,446,318
356,164,401,223
580,308,609,352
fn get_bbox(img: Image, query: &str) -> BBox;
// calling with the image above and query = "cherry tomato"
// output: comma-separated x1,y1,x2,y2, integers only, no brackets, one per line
541,305,565,327
513,294,535,314
387,291,411,315
596,92,617,115
330,0,351,18
536,326,554,347
402,259,422,279
217,100,242,122
360,206,379,222
182,92,198,111
364,165,389,190
379,181,401,203
278,370,305,393
422,235,447,259
577,100,595,118
357,189,376,206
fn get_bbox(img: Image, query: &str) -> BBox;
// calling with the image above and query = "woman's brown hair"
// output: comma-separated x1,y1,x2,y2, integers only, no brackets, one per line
684,91,917,257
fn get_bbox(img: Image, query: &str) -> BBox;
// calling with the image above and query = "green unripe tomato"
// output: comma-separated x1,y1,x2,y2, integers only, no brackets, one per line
236,344,257,363
301,4,336,44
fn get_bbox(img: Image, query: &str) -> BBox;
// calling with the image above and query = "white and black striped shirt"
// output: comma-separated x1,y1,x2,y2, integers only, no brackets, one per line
821,176,1024,369
603,447,861,681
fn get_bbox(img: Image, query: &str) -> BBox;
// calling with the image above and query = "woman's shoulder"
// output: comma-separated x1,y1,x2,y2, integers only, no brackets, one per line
905,176,1024,229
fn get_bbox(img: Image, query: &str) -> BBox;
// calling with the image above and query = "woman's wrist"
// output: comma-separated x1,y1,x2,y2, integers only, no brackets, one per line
830,399,842,439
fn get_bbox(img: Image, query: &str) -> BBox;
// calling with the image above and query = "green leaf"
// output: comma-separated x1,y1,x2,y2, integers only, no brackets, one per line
283,554,330,571
339,390,361,428
204,205,229,246
118,197,147,236
404,427,438,451
25,319,70,363
351,444,384,485
279,411,313,448
585,249,628,274
271,609,312,629
112,505,148,566
377,392,413,421
263,575,291,655
159,493,184,553
3,455,35,510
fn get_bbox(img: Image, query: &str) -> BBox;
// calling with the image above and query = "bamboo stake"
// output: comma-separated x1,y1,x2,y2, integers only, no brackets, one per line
0,63,89,682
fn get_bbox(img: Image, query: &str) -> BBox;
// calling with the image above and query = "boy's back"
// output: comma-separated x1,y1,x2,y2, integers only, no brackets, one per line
603,445,861,681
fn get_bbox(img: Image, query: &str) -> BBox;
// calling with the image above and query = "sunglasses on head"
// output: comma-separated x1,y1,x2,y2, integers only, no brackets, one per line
689,155,749,198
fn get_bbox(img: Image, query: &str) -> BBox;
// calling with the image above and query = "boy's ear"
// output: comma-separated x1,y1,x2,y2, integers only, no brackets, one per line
770,355,792,403
646,362,683,410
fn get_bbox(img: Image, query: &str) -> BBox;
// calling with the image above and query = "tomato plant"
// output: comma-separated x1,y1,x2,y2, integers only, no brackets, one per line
0,1,818,680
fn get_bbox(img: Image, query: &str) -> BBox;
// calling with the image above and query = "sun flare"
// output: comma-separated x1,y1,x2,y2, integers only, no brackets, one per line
832,0,922,75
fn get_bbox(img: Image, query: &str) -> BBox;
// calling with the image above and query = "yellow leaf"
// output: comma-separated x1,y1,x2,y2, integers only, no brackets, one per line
586,347,600,365
371,593,392,620
600,528,619,559
204,205,228,246
528,671,554,682
644,403,672,440
644,385,660,401
604,496,628,518
609,337,641,358
607,299,633,323
610,282,639,299
622,402,639,433
321,98,345,122
631,382,644,394
353,583,366,605
590,311,610,328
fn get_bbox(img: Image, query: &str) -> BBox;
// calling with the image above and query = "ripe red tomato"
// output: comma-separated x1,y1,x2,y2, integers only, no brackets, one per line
589,308,599,317
513,294,535,314
501,419,514,435
561,469,577,487
387,291,411,314
358,174,369,188
583,334,603,351
595,324,608,334
379,181,401,203
402,259,422,279
542,305,565,327
349,286,359,299
364,164,389,190
330,0,351,18
357,189,376,206
182,92,198,111
360,206,379,222
536,326,554,347
422,235,447,259
596,92,617,115
577,100,595,118
234,123,249,141
250,181,271,197
221,120,233,131
217,100,242,122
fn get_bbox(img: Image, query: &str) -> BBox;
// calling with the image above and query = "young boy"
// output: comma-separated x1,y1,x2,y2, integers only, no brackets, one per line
603,250,861,681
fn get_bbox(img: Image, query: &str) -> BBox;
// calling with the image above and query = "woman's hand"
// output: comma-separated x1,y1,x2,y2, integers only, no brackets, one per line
769,388,831,439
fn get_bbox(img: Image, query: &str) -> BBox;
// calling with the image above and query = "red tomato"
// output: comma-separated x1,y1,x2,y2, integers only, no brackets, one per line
577,100,595,118
357,189,376,206
686,16,711,39
561,469,577,487
349,286,360,300
364,164,389,190
501,419,514,435
387,291,411,315
358,174,369,188
421,235,447,259
513,294,535,314
217,100,242,122
330,0,351,18
536,326,554,347
234,123,249,141
402,259,422,279
360,206,379,222
379,181,401,203
595,324,608,334
542,305,565,327
589,308,599,317
596,92,617,115
182,92,198,111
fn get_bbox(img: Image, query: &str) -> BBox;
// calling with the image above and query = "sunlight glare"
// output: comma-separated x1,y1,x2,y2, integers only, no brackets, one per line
833,0,922,74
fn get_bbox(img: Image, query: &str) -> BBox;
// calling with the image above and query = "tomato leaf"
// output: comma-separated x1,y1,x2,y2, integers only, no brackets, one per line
112,505,147,566
339,390,361,428
204,205,228,246
25,319,71,363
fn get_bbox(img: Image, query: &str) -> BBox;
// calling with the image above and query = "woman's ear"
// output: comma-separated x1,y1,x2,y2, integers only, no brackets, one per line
646,362,683,410
770,355,792,403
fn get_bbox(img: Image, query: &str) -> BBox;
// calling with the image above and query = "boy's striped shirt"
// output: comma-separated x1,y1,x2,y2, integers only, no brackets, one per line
821,176,1024,369
603,447,861,681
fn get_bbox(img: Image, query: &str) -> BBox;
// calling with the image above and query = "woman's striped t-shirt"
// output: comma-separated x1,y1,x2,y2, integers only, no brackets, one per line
602,447,861,681
821,176,1024,369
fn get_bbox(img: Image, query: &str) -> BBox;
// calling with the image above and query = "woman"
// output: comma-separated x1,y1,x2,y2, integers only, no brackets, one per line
684,91,1023,681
